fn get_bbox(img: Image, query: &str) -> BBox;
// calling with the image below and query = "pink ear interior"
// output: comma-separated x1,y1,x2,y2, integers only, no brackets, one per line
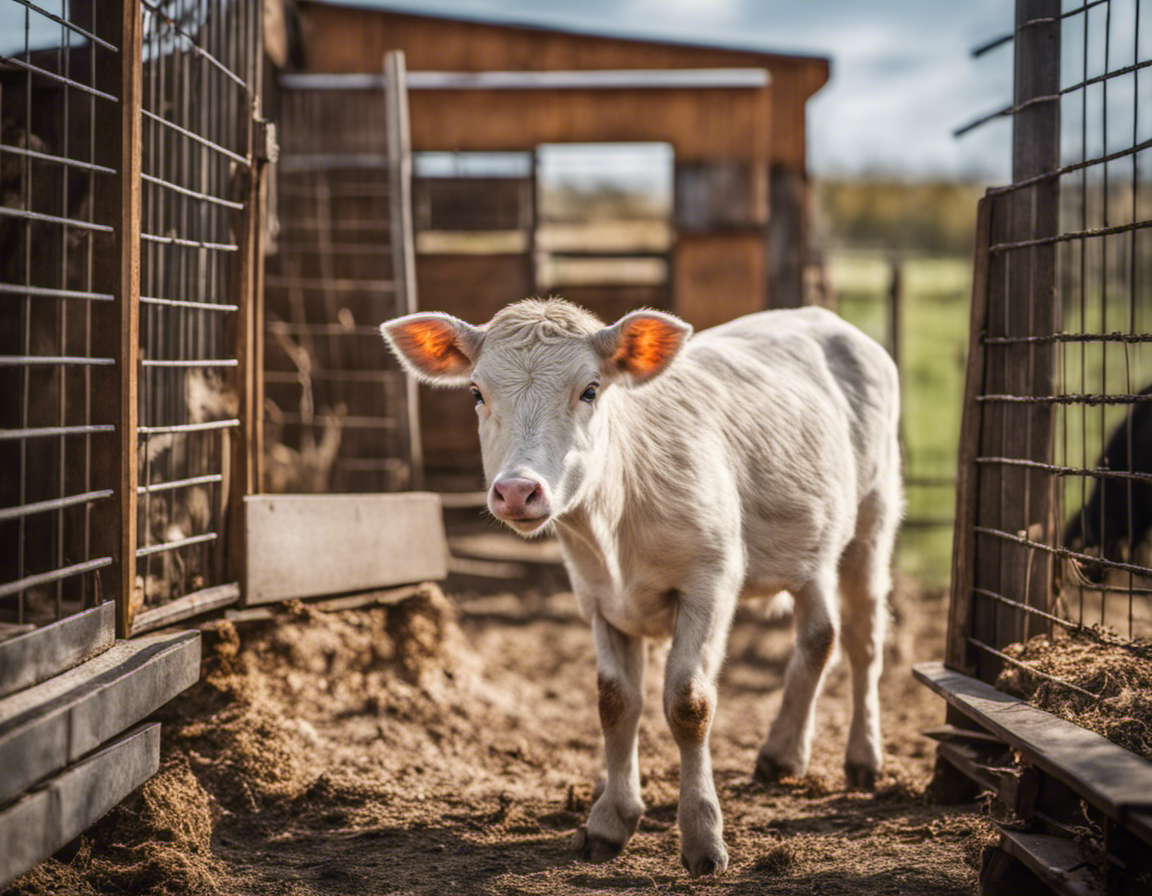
609,315,688,381
388,317,473,379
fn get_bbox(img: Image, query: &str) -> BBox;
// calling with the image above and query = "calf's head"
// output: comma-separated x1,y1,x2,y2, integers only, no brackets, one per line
382,298,691,535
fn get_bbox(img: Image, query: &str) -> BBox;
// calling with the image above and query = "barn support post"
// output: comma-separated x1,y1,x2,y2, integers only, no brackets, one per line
1001,0,1061,647
948,195,994,673
227,0,267,597
767,164,805,309
89,0,142,639
384,50,424,490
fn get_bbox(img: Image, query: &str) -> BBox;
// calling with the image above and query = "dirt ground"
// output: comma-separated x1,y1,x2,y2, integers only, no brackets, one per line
7,578,992,896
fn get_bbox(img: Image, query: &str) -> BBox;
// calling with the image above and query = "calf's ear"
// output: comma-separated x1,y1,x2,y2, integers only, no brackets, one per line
592,310,692,385
380,312,483,386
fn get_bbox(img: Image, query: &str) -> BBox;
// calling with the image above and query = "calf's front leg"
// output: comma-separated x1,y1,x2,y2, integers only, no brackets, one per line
573,613,646,862
664,583,737,877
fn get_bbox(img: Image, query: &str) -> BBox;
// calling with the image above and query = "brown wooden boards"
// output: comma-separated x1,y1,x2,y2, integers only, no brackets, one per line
244,493,448,605
914,661,1152,835
996,829,1099,896
0,603,114,699
0,723,161,891
0,630,200,804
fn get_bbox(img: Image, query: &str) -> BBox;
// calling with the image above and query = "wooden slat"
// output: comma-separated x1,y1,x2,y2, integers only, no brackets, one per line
923,724,1007,746
385,50,424,491
947,195,994,672
914,661,1152,833
244,493,447,605
0,630,199,804
0,723,160,891
89,0,142,639
0,603,115,699
996,828,1100,896
227,77,261,601
130,584,241,636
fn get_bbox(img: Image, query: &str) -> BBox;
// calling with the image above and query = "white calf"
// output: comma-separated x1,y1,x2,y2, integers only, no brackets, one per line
382,299,902,877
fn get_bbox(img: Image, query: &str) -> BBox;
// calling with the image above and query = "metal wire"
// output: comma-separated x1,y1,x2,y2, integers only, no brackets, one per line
967,638,1101,700
133,0,257,622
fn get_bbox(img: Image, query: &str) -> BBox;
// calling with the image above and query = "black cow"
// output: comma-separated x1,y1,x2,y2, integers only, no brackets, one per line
1063,384,1152,578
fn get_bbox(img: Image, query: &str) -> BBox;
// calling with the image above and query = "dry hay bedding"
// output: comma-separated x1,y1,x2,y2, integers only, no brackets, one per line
996,631,1152,761
6,581,990,895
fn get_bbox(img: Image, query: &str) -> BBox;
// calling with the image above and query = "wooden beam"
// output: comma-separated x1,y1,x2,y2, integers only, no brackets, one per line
130,584,241,636
283,68,772,91
948,195,994,673
244,493,448,605
0,631,199,805
914,661,1152,837
89,0,142,639
0,723,160,891
385,51,424,490
996,828,1098,896
0,603,115,699
1002,0,1061,642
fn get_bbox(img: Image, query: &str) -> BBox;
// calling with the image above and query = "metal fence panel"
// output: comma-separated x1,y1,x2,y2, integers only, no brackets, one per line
263,57,420,496
952,0,1152,688
1,0,263,640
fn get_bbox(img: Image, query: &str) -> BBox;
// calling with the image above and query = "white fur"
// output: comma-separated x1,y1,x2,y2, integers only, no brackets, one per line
382,299,903,877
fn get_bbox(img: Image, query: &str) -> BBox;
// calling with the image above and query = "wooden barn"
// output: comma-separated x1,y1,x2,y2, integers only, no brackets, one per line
264,1,829,492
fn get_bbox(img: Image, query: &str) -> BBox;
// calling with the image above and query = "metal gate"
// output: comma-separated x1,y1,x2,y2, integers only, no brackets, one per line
0,0,266,639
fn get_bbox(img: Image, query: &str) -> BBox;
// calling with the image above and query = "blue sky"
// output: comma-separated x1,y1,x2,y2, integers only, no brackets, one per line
1,0,1017,181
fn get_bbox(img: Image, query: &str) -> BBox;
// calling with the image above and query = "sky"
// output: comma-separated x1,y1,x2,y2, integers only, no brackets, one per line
1,0,1017,183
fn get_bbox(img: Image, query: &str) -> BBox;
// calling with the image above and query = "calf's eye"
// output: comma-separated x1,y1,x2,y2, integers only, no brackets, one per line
580,385,598,403
470,386,484,405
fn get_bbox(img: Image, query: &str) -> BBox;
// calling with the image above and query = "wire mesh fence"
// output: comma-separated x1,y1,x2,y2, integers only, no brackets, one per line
133,0,259,628
0,0,120,633
953,0,1152,706
265,62,421,496
0,0,264,639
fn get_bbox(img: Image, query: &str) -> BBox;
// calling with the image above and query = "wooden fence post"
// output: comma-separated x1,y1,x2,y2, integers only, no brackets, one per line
227,5,266,596
1003,0,1061,646
385,51,424,490
90,0,142,639
948,195,994,672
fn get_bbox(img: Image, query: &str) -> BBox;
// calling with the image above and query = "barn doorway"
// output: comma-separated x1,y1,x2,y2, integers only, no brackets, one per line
535,142,675,317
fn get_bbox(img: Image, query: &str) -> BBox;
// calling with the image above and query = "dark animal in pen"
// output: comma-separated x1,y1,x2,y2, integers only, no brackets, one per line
1063,384,1152,580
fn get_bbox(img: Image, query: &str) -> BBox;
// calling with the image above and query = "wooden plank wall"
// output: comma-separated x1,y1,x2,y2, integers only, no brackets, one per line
296,3,828,168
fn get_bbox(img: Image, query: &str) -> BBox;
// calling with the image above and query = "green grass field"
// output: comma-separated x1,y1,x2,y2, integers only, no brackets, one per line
829,252,973,586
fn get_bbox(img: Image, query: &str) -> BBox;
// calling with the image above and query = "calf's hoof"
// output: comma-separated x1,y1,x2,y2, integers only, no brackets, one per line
571,825,626,864
845,762,878,791
680,842,729,878
753,751,803,785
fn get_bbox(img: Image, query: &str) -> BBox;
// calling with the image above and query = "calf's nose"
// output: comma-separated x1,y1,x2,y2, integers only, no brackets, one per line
490,476,547,519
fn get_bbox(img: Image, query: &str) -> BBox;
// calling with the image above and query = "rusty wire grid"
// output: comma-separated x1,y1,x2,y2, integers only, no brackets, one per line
263,73,420,495
133,0,258,623
955,0,1152,695
0,0,118,633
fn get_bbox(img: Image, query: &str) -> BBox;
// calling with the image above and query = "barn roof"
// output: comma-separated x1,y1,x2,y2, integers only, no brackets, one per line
308,0,831,64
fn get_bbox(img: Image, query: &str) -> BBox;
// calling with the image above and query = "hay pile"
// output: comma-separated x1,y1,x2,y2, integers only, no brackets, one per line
996,632,1152,760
